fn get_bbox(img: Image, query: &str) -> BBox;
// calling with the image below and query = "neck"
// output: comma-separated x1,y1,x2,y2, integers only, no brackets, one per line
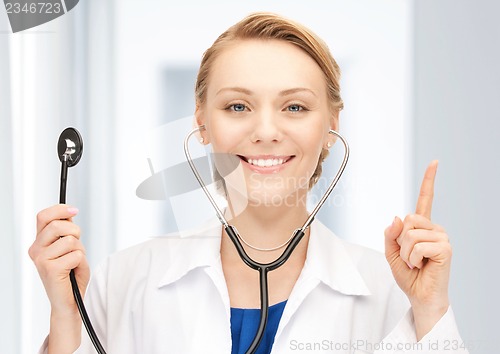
222,186,310,261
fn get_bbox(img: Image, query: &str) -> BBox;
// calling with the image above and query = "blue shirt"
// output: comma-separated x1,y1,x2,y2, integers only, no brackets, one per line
230,300,287,354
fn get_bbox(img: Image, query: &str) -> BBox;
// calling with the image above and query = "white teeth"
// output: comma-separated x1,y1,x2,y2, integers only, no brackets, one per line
247,158,287,167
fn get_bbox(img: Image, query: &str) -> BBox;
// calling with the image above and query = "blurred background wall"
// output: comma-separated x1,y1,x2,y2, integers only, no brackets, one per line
413,0,500,350
0,0,497,352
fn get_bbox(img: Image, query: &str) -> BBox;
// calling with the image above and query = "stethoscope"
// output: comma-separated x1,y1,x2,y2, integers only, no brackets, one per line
57,128,106,354
57,124,349,354
183,125,350,354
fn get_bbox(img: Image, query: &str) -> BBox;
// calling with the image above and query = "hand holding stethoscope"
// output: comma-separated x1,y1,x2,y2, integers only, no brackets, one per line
384,160,452,340
29,128,103,353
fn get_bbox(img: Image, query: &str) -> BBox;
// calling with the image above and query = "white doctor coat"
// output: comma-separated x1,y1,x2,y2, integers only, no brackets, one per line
40,219,468,353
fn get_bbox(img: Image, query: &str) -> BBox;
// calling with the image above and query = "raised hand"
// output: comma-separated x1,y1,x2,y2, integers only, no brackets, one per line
384,161,452,340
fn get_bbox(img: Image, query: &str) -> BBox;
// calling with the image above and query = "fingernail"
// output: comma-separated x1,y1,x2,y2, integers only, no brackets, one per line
392,217,397,227
67,207,79,215
406,261,414,270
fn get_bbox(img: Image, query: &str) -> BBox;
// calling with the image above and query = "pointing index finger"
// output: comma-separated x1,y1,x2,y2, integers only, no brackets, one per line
415,160,438,220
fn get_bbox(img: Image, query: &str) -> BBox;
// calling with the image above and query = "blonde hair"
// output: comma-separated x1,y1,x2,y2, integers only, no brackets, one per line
195,12,343,189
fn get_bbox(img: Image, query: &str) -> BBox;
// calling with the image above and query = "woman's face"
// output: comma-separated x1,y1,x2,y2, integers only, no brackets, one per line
197,39,335,207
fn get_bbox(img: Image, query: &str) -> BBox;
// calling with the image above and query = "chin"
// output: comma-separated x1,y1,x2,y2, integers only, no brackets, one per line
246,186,309,209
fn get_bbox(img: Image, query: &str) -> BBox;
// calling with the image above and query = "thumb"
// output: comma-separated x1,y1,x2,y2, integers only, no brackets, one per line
384,216,404,257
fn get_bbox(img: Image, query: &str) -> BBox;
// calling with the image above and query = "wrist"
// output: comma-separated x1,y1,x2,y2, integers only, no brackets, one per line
411,300,449,341
48,310,82,354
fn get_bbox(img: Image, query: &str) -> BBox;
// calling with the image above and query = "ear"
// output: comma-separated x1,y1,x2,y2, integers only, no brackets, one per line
325,110,340,148
195,104,204,126
194,105,209,144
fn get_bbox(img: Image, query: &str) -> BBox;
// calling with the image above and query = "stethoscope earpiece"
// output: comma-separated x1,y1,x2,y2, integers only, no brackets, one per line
58,127,83,167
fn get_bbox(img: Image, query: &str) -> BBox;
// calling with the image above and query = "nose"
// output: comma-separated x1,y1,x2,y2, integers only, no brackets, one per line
250,109,283,143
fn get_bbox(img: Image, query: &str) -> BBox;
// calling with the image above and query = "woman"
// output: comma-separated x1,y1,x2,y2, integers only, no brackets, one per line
31,12,467,353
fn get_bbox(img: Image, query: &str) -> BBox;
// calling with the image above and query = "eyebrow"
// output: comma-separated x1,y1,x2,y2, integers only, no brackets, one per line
279,87,317,97
216,87,253,95
215,87,317,97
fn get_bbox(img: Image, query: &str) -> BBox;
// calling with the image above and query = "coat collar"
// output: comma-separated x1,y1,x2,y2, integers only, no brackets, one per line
305,220,371,296
157,217,371,297
157,218,223,288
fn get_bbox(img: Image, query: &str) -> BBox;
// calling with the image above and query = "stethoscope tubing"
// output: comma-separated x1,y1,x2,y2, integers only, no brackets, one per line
184,127,350,354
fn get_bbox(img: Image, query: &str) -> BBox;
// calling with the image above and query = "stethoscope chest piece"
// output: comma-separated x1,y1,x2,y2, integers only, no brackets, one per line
58,127,83,166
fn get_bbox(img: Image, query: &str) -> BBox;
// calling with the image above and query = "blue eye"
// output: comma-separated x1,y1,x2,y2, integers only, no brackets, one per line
229,103,246,112
287,104,305,112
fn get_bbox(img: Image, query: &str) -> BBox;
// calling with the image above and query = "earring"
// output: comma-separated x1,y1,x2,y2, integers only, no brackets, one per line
326,142,332,148
199,137,205,144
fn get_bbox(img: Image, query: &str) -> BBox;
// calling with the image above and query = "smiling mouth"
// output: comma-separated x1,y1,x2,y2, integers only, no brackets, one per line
238,155,294,167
